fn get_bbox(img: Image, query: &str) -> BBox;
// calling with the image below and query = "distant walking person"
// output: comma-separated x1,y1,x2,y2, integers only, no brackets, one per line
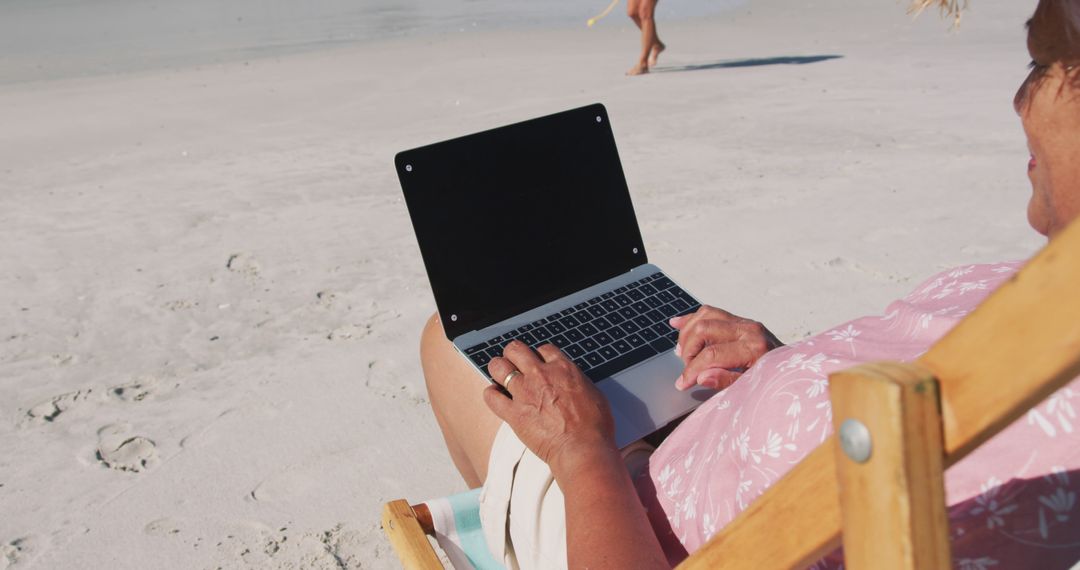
626,0,665,75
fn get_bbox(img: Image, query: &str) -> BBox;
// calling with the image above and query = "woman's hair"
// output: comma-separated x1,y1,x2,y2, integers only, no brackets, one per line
1017,0,1080,107
1029,0,1080,68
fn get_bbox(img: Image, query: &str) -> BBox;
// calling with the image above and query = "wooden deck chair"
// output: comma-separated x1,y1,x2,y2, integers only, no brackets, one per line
382,217,1080,569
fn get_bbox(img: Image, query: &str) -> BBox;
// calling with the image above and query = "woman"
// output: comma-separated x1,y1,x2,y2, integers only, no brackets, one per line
419,0,1080,567
626,0,665,76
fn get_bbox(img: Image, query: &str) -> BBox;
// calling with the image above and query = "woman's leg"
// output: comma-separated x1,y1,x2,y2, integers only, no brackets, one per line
420,313,504,488
628,0,663,75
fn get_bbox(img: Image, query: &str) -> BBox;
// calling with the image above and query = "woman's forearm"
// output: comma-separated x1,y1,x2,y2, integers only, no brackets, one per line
557,449,669,569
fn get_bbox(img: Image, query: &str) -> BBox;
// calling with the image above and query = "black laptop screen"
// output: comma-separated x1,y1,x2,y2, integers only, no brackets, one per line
397,104,647,339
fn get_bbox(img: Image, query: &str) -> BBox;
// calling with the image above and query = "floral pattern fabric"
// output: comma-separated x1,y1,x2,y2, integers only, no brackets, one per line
637,262,1080,568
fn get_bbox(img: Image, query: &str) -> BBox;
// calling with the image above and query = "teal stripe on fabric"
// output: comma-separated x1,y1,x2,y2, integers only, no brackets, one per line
448,489,504,570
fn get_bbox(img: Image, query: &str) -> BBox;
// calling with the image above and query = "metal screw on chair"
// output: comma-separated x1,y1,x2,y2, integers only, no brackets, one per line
839,418,872,463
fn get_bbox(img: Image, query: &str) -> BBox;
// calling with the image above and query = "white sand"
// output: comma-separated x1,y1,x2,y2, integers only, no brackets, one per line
0,0,1045,567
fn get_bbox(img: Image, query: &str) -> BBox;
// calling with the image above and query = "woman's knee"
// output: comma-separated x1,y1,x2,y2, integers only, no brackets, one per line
421,312,446,361
637,0,656,21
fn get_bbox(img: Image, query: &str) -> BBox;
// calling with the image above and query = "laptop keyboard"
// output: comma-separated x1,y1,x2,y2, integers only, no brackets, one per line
464,272,701,383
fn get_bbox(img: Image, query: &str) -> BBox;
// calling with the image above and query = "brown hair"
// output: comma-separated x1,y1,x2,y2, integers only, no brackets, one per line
1028,0,1080,67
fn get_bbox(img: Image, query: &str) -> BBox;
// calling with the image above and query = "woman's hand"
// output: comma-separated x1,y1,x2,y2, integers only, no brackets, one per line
670,305,783,391
483,340,619,479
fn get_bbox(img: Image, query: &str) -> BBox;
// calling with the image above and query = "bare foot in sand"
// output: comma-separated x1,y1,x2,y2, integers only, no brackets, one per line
627,62,650,76
649,42,666,67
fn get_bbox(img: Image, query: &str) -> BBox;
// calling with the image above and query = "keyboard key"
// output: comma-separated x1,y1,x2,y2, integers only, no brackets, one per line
585,352,605,367
639,327,658,341
574,302,589,310
588,305,606,318
598,346,618,360
490,335,505,344
518,332,537,346
614,286,628,294
631,301,649,313
627,289,645,301
601,292,615,299
595,331,614,345
633,315,652,328
465,343,488,355
654,277,676,290
646,309,665,323
607,312,625,325
666,330,680,343
549,334,570,348
649,336,675,352
581,338,600,352
470,352,491,366
651,323,671,336
645,296,663,309
576,310,594,323
612,339,632,354
583,344,658,383
609,327,627,340
560,308,575,316
566,329,584,343
671,299,691,313
533,326,551,341
618,307,636,320
520,324,534,332
627,333,645,348
579,323,598,336
672,287,695,303
657,290,675,303
620,321,640,334
486,346,504,360
601,300,619,312
614,294,632,307
594,317,613,330
559,315,580,329
659,303,678,318
565,344,586,358
648,271,662,279
548,322,567,334
640,284,658,295
573,357,590,371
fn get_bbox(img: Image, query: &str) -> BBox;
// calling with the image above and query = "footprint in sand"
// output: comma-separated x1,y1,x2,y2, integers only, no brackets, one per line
212,521,376,568
109,375,165,403
225,252,262,279
1,535,42,569
96,423,159,473
24,389,94,424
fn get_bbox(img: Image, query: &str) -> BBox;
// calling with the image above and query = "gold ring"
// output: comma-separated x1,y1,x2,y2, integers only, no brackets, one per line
503,370,522,390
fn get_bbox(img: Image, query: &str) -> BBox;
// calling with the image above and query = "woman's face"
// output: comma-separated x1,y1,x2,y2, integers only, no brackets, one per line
1016,3,1080,238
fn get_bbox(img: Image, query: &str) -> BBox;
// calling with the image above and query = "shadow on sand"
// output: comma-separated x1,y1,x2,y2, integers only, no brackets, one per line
654,54,843,73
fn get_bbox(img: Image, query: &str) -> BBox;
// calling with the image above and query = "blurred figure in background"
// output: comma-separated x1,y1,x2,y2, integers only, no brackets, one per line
627,0,665,75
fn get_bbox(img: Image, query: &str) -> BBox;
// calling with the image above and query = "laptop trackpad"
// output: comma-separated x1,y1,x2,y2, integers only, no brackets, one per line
597,351,716,448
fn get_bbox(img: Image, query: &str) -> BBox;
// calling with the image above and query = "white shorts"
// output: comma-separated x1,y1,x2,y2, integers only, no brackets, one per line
477,423,654,570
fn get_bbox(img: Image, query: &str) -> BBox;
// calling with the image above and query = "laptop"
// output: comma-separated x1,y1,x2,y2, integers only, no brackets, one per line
396,103,715,448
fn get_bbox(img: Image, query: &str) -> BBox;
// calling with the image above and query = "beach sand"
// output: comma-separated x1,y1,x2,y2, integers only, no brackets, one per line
0,0,1044,567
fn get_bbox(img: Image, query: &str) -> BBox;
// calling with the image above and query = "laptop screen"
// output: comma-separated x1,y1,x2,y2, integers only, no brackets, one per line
397,104,647,340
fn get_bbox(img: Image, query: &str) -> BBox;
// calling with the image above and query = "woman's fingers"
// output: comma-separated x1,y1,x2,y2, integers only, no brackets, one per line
676,343,747,391
486,356,517,388
535,343,568,363
679,319,740,364
502,340,544,372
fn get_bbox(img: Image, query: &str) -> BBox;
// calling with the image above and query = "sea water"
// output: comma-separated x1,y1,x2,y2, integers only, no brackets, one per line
0,0,746,84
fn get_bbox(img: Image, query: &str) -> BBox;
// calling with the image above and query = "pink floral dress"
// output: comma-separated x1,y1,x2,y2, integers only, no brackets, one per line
636,262,1080,568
